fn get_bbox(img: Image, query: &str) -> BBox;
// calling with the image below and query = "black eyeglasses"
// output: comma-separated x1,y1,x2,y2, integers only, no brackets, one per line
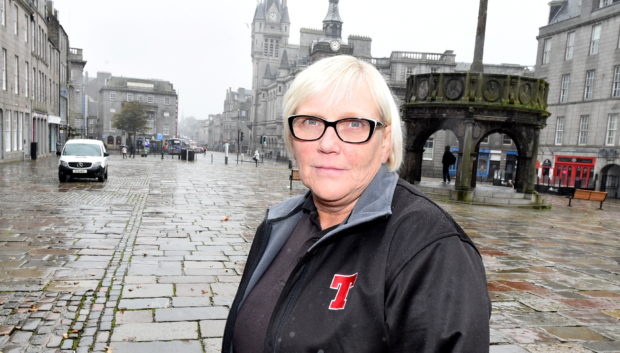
288,115,385,144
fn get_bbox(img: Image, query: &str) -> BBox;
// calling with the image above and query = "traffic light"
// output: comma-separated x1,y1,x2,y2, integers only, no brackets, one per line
240,132,244,141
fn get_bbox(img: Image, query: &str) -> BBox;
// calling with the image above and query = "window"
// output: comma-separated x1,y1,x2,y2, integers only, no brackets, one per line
542,38,551,64
164,97,170,105
560,74,570,102
555,116,564,145
14,55,19,95
17,112,22,150
423,137,433,160
606,113,618,145
110,92,116,100
1,48,6,91
23,14,27,42
11,110,16,151
578,115,589,145
31,20,35,52
127,93,134,101
613,66,620,97
503,134,512,145
4,111,9,152
13,4,17,35
24,61,28,97
565,31,575,60
584,70,595,100
599,0,613,7
481,135,489,144
263,38,280,57
590,24,602,55
0,0,5,27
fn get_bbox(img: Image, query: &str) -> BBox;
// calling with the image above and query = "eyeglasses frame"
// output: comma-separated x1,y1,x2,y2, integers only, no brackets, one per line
287,115,385,144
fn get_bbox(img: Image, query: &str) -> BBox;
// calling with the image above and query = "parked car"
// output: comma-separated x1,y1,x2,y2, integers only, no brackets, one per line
57,139,109,182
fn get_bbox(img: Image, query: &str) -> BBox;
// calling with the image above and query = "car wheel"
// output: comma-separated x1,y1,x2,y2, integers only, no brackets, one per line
59,172,70,182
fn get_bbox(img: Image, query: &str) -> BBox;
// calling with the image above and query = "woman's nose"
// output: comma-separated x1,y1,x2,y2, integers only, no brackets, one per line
318,125,341,152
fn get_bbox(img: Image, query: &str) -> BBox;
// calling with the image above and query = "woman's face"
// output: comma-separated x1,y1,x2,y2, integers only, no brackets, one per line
291,82,392,209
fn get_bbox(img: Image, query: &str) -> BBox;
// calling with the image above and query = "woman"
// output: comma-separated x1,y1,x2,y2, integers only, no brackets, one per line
223,55,490,353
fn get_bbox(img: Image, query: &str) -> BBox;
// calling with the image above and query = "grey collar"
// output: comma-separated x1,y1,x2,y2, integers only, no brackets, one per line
267,164,398,230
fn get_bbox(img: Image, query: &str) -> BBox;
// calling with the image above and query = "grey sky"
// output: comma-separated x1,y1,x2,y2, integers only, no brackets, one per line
52,0,549,120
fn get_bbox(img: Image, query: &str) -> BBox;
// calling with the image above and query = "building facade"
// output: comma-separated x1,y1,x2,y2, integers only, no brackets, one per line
91,74,178,148
220,87,252,154
68,47,87,138
0,0,69,162
246,0,533,165
535,0,620,197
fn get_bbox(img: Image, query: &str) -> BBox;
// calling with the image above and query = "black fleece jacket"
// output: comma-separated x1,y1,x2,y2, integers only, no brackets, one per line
223,168,490,353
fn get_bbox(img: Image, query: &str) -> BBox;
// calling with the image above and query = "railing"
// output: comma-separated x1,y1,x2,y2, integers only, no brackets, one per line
391,51,456,63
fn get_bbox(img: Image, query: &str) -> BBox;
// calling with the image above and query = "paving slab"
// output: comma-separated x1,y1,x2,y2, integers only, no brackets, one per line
110,322,198,341
109,340,203,353
155,307,229,321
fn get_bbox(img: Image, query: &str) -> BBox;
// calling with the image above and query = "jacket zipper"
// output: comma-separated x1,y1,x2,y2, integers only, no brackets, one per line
269,252,314,353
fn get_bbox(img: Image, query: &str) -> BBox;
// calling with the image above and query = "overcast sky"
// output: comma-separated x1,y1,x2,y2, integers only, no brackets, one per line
52,0,549,120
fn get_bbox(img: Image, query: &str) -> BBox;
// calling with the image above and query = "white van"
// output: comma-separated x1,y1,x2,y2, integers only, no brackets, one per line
57,139,109,182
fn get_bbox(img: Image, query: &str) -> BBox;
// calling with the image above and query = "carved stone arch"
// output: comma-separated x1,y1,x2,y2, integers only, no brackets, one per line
401,72,550,199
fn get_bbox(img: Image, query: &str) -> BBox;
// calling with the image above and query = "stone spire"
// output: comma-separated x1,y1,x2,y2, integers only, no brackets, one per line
471,0,488,73
323,0,343,39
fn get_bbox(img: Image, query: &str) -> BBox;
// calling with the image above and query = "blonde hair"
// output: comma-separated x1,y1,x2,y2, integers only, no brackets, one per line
282,55,403,171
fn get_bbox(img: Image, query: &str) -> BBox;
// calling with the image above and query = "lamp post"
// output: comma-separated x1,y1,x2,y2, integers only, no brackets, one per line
236,107,241,165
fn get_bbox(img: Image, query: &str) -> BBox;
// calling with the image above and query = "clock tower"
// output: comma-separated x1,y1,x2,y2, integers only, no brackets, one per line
250,0,290,144
310,0,352,63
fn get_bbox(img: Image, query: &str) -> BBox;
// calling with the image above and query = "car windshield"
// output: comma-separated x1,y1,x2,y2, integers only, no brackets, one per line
63,144,102,156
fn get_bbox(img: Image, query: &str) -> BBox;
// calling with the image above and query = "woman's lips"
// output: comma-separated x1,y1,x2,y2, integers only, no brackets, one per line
314,166,346,175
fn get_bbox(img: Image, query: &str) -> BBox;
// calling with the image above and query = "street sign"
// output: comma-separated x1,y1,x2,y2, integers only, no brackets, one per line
157,133,163,141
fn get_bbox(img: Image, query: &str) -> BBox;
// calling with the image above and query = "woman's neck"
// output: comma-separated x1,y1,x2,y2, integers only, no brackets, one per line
313,197,358,230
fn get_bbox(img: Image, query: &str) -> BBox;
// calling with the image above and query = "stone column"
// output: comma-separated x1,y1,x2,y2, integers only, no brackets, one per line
455,120,475,201
516,128,540,194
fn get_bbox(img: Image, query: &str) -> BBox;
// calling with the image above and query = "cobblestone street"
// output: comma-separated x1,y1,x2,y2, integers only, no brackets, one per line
0,153,618,353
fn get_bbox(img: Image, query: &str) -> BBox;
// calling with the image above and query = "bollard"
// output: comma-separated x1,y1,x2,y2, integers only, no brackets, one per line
211,153,213,164
225,156,228,165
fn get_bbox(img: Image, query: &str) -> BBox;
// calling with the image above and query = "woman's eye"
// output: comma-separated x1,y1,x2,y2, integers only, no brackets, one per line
304,119,320,126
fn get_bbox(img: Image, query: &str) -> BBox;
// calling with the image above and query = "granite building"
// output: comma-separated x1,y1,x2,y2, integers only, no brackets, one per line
535,0,620,197
90,73,178,148
0,0,70,162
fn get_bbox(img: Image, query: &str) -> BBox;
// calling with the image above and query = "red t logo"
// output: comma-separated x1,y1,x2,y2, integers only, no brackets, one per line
329,273,358,310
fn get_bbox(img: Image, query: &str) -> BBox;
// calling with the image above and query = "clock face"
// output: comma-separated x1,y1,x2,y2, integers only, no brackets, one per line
269,11,277,21
330,40,341,52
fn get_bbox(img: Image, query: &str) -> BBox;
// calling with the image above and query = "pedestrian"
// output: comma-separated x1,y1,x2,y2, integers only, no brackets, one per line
442,145,457,183
252,149,260,167
222,55,490,353
121,145,127,159
129,144,135,159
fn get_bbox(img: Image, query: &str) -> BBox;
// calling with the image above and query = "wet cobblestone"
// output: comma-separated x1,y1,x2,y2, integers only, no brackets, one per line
0,152,618,352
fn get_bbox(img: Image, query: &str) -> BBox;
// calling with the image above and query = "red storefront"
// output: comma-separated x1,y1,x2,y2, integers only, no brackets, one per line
537,155,596,191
